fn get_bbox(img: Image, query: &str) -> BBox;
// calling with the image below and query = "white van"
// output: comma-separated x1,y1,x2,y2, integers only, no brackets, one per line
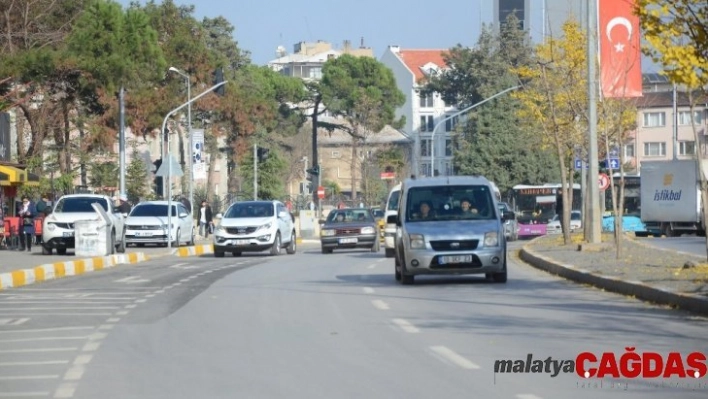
383,183,402,257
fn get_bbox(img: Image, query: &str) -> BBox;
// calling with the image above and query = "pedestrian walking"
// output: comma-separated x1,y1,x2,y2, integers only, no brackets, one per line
17,196,36,251
198,200,213,238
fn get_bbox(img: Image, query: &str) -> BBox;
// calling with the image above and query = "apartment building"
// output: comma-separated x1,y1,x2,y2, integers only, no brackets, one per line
267,39,374,80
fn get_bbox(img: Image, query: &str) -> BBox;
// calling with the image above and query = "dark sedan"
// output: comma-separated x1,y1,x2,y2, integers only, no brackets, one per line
319,208,380,254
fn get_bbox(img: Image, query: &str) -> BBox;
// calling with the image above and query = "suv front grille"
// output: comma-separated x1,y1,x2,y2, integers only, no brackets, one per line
336,228,360,235
429,240,479,251
226,227,258,235
127,225,161,230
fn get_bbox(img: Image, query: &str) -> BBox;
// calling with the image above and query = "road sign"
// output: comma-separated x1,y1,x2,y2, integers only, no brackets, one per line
317,186,325,199
380,172,395,180
598,173,610,191
155,154,184,177
607,158,620,169
574,159,590,170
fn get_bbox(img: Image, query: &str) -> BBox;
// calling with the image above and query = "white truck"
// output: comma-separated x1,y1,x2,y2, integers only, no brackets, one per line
638,160,705,237
42,194,127,255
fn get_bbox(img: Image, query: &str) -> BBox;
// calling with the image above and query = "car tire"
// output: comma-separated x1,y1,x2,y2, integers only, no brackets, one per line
399,253,414,285
270,232,281,256
214,250,225,258
116,232,126,253
173,229,181,248
110,230,116,254
492,256,508,283
232,251,242,257
188,227,195,246
286,230,296,254
56,247,67,255
385,248,395,258
321,246,332,254
42,245,52,255
394,255,401,281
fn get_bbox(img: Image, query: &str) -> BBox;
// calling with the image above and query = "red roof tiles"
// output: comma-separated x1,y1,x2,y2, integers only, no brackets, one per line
398,49,448,83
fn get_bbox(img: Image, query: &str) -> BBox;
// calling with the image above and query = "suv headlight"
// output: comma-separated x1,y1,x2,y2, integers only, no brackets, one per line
321,229,336,237
484,232,499,247
361,226,375,234
409,233,425,249
258,222,272,231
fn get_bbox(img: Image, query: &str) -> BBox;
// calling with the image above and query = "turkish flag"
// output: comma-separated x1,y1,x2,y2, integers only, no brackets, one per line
598,0,642,98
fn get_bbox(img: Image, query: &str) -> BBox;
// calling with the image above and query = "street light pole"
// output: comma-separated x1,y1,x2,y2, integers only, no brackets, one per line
162,80,227,250
586,0,601,243
168,67,192,213
430,85,521,176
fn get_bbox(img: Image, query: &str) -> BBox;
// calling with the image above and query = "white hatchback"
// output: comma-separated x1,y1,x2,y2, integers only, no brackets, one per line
213,200,296,257
546,211,582,234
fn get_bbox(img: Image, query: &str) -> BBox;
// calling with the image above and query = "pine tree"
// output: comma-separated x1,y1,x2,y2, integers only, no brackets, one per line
126,142,149,203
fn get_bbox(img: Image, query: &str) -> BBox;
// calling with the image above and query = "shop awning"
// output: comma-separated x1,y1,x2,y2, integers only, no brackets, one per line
26,172,40,186
0,170,9,186
0,164,26,184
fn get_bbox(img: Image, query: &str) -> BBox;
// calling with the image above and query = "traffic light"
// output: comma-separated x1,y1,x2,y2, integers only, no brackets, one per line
257,147,269,163
306,165,320,176
213,67,225,96
153,159,163,198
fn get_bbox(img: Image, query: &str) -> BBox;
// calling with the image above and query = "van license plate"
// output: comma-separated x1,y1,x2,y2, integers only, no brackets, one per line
440,255,472,264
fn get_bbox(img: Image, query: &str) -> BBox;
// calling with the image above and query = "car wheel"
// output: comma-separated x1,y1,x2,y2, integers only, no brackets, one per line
232,251,242,257
42,245,52,255
214,250,225,258
173,229,181,247
286,230,296,254
321,246,332,254
492,256,508,283
187,227,195,246
270,232,281,256
110,230,116,254
56,247,67,255
399,253,414,285
394,256,401,281
385,248,395,258
116,232,126,253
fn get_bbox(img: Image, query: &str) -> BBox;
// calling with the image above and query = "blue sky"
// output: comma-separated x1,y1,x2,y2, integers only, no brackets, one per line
117,0,493,65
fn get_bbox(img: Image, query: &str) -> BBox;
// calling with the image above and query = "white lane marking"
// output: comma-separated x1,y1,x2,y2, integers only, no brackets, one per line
377,258,387,263
53,383,76,398
115,311,129,316
82,342,101,352
114,276,150,284
392,318,420,333
169,263,196,269
0,326,93,334
371,300,390,310
0,375,59,380
88,333,107,341
429,346,481,370
106,318,120,323
362,287,375,294
0,307,119,310
0,348,77,354
0,392,50,397
0,337,89,344
73,355,92,366
516,395,544,399
0,318,30,325
63,367,84,381
124,304,137,309
144,294,155,298
367,264,376,269
154,290,165,294
0,313,113,316
0,360,69,366
1,300,133,304
134,299,147,303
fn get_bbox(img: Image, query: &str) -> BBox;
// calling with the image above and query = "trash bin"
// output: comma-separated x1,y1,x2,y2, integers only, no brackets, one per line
75,219,111,257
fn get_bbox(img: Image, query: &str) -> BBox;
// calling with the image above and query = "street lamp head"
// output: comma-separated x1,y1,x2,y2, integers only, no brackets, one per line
168,66,180,73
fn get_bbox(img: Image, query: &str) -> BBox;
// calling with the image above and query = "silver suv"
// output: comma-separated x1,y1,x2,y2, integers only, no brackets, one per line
390,176,511,284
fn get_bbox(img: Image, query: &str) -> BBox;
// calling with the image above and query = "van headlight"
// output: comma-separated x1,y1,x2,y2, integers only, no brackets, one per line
409,233,425,249
321,229,336,237
484,232,499,247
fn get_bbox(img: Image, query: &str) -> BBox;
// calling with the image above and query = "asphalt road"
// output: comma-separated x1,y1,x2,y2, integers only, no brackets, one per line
1,242,706,398
635,236,707,258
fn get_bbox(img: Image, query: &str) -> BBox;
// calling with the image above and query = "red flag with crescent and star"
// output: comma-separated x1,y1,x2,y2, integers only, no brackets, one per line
598,0,642,98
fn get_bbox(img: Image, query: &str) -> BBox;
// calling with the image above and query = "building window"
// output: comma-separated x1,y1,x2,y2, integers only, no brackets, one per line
420,115,434,132
678,111,704,126
445,139,453,156
420,163,432,177
445,162,454,176
419,93,434,108
643,142,666,157
331,150,340,158
499,0,525,29
679,141,696,156
420,139,432,157
624,143,635,158
309,67,322,79
643,112,666,127
445,115,459,132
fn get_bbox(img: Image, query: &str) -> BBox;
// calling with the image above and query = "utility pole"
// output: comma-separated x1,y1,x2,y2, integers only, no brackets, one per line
253,144,258,201
586,0,601,243
119,87,126,196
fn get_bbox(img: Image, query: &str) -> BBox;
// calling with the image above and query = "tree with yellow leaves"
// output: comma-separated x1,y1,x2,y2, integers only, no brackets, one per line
637,0,708,259
512,19,588,245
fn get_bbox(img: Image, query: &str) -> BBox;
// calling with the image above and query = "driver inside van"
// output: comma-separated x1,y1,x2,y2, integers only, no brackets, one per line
413,201,434,220
459,198,479,217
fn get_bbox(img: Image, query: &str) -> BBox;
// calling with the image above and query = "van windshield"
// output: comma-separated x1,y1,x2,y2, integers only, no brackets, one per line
387,190,400,211
406,185,497,222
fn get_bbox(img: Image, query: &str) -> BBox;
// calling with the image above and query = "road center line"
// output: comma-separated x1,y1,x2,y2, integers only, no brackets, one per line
82,342,101,352
0,391,50,397
0,360,69,366
516,395,544,399
53,383,76,399
0,326,93,334
362,287,375,294
371,300,390,310
0,375,59,380
429,346,480,370
0,347,77,354
0,337,89,344
63,366,84,381
392,318,420,333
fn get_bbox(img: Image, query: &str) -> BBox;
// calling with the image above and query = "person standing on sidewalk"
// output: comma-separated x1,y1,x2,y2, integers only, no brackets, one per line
17,196,36,251
198,200,213,238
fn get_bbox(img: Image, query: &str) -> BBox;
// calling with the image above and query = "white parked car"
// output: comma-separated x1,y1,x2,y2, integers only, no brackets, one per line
546,211,582,234
213,200,296,257
42,194,126,255
124,201,194,247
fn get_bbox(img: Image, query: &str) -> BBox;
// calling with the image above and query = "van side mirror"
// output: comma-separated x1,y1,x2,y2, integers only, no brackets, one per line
386,214,398,225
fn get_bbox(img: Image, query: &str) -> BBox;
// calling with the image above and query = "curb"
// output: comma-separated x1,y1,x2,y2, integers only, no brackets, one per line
519,241,708,317
176,244,214,257
0,252,149,290
626,234,706,261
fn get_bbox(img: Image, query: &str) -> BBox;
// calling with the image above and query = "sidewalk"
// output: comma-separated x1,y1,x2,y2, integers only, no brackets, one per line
519,233,708,316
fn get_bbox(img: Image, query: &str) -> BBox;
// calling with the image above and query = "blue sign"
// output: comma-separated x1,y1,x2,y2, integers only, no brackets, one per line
607,158,620,169
574,159,590,170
